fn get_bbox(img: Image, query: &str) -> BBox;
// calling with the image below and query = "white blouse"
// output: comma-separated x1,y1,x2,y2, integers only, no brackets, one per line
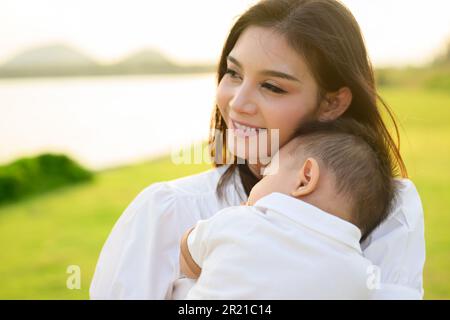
89,165,426,300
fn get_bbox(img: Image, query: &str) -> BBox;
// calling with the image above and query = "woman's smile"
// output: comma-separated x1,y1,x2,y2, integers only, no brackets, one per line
229,118,267,138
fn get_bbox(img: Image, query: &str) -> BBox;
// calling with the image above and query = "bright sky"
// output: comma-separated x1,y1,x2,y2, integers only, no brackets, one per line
0,0,449,67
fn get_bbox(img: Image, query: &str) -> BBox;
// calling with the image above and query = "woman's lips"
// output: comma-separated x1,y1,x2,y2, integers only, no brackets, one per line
229,119,266,137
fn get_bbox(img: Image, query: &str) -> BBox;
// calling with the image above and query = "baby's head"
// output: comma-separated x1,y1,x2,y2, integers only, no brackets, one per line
248,119,398,240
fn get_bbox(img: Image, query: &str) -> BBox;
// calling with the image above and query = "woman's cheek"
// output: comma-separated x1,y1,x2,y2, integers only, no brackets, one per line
267,111,298,148
216,82,232,120
277,103,315,144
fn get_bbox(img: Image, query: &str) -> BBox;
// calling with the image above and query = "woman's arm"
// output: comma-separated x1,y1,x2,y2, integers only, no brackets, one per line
362,179,426,299
89,182,192,299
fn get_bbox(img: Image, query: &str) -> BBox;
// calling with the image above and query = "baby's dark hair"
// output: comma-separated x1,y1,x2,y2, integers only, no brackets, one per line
291,118,399,241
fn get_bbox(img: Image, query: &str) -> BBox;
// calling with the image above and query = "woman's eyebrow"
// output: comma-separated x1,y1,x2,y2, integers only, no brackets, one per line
227,55,301,83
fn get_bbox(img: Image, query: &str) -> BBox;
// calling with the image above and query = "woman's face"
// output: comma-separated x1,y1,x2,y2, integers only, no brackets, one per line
216,26,321,170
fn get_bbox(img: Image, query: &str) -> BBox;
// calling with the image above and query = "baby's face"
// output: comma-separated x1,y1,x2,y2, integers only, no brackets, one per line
247,139,300,205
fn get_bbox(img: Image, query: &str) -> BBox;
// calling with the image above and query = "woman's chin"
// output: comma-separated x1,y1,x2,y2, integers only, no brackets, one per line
227,133,274,165
228,141,260,165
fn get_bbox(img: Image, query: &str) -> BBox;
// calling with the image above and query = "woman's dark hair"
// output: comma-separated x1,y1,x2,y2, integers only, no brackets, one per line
208,0,407,202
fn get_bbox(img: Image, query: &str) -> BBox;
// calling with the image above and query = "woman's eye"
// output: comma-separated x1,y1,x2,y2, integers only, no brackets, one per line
225,68,286,95
262,83,286,94
225,68,240,79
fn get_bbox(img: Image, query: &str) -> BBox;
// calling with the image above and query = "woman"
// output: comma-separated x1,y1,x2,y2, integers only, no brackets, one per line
90,0,425,299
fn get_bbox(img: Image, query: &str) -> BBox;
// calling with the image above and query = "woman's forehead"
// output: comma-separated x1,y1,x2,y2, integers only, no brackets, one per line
229,26,310,80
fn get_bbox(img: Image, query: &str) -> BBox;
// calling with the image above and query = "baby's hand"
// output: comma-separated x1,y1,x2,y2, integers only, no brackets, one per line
180,227,202,279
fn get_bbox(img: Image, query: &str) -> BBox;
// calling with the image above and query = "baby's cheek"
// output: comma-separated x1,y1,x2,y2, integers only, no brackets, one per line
248,182,263,205
249,179,273,205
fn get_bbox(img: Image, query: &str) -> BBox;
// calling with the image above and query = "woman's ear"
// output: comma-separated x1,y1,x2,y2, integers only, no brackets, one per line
291,158,320,197
318,87,352,121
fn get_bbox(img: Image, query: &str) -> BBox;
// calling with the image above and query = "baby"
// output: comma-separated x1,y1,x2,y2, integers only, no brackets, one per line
179,119,398,299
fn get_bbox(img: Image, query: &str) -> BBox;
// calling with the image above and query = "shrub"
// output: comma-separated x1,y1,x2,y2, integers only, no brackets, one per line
0,153,94,205
425,73,450,94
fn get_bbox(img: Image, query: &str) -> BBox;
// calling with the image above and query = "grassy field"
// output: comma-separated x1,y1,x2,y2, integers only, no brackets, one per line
0,87,449,299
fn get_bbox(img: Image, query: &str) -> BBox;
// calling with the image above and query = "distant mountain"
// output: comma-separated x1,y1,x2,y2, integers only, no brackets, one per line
1,44,98,70
0,43,216,78
110,48,181,74
118,49,176,67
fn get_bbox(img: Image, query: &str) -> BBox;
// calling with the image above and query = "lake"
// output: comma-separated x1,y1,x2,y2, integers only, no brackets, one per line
0,73,217,170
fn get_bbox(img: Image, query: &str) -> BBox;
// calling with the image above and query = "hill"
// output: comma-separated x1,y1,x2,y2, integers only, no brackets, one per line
0,43,215,78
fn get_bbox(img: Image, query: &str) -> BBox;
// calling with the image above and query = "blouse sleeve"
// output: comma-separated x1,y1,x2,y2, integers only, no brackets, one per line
361,179,426,299
89,182,187,299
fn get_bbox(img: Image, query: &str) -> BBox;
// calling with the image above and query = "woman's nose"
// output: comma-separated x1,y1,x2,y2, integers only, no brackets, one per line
229,84,258,115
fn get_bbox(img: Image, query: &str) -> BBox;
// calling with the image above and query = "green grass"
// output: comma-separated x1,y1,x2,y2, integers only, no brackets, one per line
376,65,450,94
0,156,210,299
380,88,450,299
0,88,449,299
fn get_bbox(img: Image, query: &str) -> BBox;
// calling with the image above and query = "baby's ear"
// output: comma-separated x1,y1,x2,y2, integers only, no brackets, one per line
291,158,320,197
